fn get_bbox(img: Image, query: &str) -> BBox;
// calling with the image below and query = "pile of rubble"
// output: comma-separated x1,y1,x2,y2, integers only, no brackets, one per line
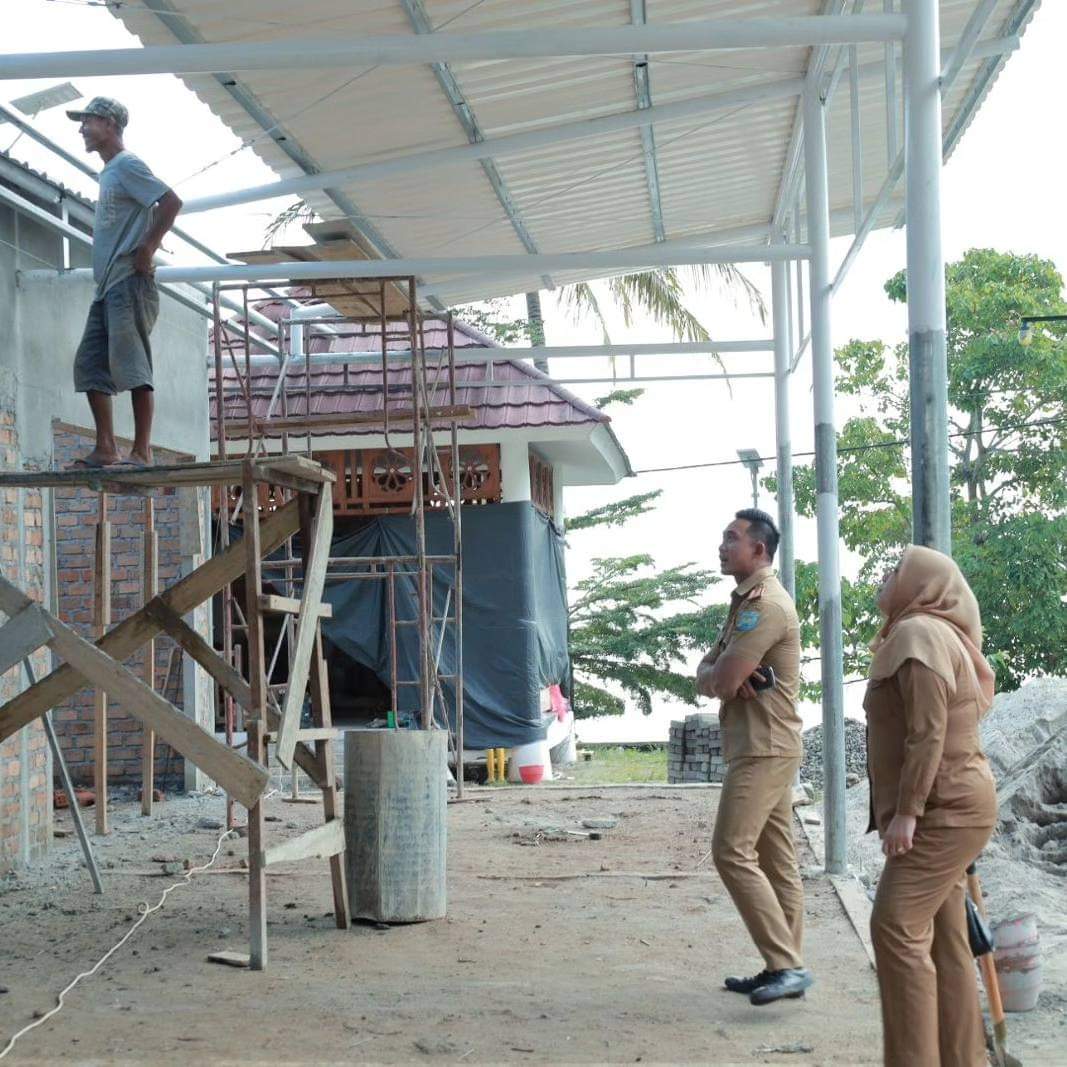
800,718,868,791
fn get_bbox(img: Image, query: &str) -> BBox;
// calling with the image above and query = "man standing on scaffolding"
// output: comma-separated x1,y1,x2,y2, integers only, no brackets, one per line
66,96,182,469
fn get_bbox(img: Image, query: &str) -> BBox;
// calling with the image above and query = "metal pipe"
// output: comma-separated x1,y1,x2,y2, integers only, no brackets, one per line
802,83,847,876
849,43,864,235
0,17,908,81
904,0,950,553
884,0,900,165
771,249,796,602
224,340,775,370
33,242,808,288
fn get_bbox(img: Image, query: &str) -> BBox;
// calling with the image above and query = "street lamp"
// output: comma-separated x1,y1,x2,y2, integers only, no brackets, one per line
1018,314,1067,347
737,448,763,510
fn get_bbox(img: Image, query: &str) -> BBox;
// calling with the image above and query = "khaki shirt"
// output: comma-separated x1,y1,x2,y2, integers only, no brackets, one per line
863,648,997,833
698,568,803,761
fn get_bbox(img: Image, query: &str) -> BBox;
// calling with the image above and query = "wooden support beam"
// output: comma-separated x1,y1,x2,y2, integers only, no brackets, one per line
261,819,344,867
145,601,255,713
246,466,323,497
274,483,333,770
0,498,301,744
0,455,335,491
0,604,52,676
94,498,110,836
265,726,340,743
44,613,269,809
258,594,333,618
141,499,157,816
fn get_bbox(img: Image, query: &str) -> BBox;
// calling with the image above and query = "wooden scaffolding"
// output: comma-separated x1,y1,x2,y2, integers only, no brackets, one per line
0,455,348,968
0,272,466,970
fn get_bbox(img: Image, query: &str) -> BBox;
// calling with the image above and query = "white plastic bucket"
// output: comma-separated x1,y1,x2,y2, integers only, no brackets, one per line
993,913,1042,1013
507,739,551,785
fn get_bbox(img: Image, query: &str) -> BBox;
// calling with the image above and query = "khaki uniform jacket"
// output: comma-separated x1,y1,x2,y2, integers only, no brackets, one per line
863,641,997,834
698,568,802,761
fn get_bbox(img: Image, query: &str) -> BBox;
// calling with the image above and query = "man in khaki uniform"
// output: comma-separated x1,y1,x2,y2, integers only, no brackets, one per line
696,508,812,1005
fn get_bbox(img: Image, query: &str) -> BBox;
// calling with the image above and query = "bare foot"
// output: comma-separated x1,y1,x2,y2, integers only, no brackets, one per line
66,449,121,470
125,449,153,466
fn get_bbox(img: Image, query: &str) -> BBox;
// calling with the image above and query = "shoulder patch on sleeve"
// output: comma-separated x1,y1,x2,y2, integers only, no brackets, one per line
735,609,761,633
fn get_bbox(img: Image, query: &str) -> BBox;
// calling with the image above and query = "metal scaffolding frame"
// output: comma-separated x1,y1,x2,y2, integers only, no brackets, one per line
210,278,466,801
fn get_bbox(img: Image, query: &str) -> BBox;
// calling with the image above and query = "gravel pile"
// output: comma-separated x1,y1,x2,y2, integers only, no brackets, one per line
800,718,867,791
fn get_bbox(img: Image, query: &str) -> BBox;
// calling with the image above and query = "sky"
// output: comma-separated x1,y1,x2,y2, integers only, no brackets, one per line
4,1,1065,741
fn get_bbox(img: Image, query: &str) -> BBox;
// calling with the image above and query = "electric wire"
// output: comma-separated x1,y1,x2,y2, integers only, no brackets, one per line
0,827,239,1061
632,414,1067,475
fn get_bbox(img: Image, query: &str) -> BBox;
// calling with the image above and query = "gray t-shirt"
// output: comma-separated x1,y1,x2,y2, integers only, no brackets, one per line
92,150,170,299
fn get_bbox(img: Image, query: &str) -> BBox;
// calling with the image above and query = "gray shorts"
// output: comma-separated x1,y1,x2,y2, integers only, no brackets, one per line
73,273,159,394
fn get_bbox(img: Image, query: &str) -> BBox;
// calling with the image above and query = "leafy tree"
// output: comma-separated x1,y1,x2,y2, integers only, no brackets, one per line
776,249,1067,690
566,489,724,718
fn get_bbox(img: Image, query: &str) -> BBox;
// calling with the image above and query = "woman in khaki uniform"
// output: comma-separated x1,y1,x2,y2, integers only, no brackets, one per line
865,545,998,1067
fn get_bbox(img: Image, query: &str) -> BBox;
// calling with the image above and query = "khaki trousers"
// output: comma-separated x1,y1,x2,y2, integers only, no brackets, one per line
712,755,804,971
870,824,993,1067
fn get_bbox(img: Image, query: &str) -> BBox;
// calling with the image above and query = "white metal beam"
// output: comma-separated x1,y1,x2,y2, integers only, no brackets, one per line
0,180,284,358
802,82,847,877
39,242,808,288
229,341,774,371
904,0,950,552
0,17,908,81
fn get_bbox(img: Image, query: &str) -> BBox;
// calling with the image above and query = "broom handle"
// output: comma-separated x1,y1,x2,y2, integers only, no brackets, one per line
967,867,1006,1026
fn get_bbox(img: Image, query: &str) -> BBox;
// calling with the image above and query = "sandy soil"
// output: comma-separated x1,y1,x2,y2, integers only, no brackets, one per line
0,784,896,1066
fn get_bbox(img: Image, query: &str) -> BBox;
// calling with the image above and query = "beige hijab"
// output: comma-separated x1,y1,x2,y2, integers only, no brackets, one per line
870,545,995,712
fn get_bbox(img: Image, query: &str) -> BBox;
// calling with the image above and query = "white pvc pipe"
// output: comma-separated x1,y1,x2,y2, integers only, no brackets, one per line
0,16,908,81
904,0,950,552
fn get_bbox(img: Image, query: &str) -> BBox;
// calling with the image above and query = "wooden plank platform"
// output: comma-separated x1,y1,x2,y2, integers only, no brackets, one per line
0,454,335,492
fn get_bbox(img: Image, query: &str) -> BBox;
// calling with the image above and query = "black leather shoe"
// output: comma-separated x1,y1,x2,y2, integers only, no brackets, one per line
723,970,771,994
749,968,813,1005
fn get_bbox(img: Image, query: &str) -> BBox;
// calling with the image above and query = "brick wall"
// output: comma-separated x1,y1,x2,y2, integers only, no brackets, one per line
0,409,51,872
50,429,190,791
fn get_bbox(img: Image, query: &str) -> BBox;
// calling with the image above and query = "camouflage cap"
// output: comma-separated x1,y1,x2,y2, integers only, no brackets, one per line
66,96,128,129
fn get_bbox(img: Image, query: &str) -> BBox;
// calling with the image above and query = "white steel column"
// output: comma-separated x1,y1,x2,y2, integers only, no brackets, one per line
802,83,847,875
771,248,795,602
904,0,951,552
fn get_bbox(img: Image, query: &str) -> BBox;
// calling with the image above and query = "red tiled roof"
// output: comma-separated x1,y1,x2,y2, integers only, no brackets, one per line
212,309,609,438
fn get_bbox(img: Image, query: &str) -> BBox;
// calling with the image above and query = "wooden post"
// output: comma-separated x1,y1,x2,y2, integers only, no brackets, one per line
299,492,350,930
241,462,269,970
93,492,111,836
141,497,158,815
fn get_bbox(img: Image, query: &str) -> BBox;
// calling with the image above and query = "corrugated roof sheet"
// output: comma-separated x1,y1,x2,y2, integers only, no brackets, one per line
107,1,1034,303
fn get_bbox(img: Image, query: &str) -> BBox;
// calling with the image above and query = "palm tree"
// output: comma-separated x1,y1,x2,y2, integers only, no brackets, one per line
558,263,765,347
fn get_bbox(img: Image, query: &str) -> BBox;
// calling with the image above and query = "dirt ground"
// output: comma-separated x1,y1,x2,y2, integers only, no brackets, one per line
0,782,1022,1065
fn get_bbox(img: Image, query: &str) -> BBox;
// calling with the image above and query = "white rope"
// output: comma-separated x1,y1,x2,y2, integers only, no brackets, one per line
0,828,238,1061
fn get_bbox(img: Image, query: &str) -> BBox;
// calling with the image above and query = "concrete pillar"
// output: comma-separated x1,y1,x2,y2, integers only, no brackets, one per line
904,0,951,552
500,439,532,502
803,83,848,876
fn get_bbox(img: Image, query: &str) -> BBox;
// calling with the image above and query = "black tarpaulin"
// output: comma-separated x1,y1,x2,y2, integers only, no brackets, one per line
320,502,569,750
